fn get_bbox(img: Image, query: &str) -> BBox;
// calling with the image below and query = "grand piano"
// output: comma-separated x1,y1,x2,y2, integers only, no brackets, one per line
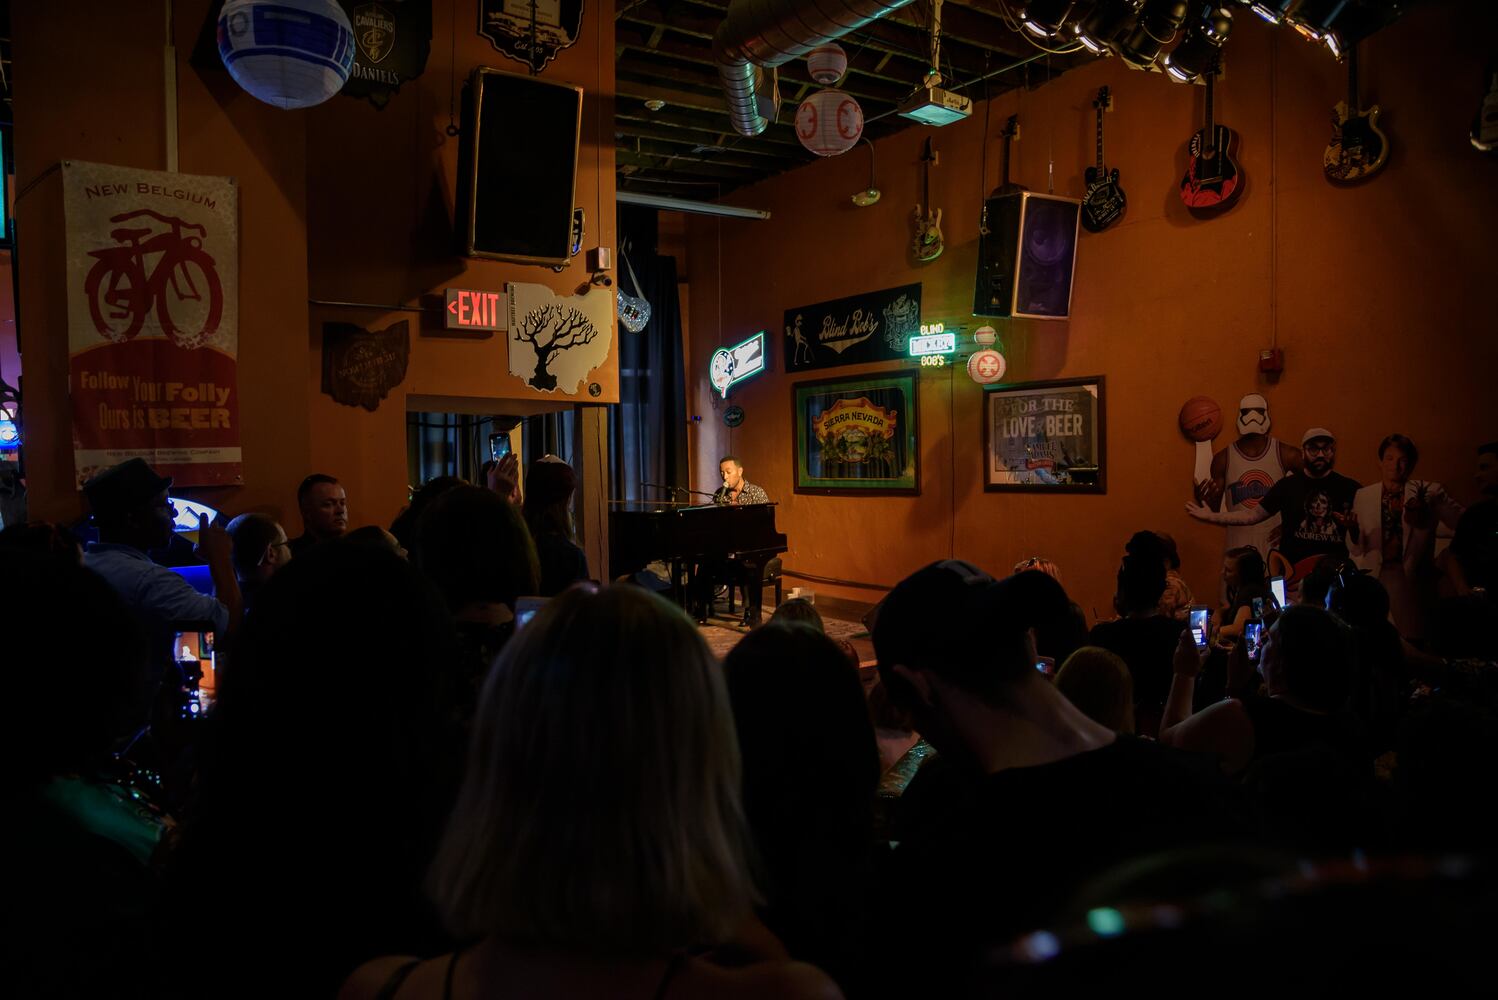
609,501,788,625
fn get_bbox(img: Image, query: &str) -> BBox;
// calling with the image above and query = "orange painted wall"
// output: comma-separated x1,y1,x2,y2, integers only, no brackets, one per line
13,1,616,533
686,6,1498,621
13,1,310,525
303,0,617,530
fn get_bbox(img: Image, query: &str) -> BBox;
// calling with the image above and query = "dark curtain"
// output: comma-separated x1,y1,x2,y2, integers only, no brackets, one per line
609,206,688,503
524,410,575,469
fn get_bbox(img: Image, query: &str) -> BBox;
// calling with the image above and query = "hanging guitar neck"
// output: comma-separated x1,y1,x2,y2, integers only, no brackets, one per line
994,114,1025,197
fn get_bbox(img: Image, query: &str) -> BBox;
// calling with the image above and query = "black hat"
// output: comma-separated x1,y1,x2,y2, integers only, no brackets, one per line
873,559,998,672
83,458,172,516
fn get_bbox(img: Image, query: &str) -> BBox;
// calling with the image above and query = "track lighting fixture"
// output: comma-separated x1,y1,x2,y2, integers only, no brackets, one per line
1118,0,1190,68
1163,4,1234,82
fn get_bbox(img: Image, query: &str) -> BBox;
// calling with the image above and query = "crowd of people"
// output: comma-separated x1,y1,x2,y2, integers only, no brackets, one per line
6,440,1497,997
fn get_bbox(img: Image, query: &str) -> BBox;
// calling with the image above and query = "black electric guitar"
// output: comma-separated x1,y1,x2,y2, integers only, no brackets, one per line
1324,44,1389,182
1179,62,1242,211
912,136,944,262
1081,86,1126,232
994,114,1024,196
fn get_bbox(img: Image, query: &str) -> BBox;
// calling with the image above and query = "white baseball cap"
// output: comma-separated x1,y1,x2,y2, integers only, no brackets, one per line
1302,427,1335,444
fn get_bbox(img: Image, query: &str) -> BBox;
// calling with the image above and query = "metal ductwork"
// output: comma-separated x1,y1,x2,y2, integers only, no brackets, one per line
713,0,919,136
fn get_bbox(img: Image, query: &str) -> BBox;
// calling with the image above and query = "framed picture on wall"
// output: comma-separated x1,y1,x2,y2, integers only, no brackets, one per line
792,370,920,495
983,376,1105,493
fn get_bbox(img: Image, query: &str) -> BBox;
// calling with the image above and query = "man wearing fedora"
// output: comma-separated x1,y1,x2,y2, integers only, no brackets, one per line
82,458,241,685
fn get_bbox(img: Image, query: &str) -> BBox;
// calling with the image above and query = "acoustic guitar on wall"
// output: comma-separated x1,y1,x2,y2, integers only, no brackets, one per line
912,136,944,262
1324,44,1389,182
1081,86,1126,232
1179,61,1242,211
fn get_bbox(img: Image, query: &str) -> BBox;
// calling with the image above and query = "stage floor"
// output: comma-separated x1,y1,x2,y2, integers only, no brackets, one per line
696,607,875,663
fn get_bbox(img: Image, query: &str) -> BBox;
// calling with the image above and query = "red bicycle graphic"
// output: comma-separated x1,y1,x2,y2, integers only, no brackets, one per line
84,209,224,349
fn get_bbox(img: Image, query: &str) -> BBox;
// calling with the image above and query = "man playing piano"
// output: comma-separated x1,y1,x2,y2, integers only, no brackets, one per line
702,456,777,626
714,456,769,507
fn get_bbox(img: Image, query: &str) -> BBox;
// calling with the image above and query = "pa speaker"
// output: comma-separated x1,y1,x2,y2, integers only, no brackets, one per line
456,68,583,266
973,192,1081,320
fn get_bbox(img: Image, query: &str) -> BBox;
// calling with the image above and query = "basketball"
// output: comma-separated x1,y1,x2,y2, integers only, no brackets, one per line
1179,396,1222,442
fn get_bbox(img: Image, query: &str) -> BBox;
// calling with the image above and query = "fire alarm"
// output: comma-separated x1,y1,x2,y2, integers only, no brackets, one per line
1258,348,1284,374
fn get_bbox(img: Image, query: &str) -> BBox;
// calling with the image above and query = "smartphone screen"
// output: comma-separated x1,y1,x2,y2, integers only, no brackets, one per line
1245,621,1263,661
490,432,512,460
1269,576,1287,609
514,595,547,630
1252,597,1265,618
1189,606,1210,647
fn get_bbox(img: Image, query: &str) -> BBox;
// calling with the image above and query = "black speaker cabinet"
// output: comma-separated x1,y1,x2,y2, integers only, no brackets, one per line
456,68,583,266
973,192,1081,320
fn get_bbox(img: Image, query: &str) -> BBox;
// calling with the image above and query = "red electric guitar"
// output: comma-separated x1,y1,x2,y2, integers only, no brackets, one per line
1180,62,1242,211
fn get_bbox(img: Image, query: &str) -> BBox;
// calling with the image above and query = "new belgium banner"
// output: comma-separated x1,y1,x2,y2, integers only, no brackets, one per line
63,161,240,488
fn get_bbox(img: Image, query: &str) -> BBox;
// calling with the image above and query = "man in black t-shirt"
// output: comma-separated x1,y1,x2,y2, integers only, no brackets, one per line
1189,428,1360,585
864,561,1244,997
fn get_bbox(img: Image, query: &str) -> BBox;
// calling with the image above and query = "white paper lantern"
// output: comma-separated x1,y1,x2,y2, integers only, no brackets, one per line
796,89,864,157
218,0,355,110
807,43,849,85
967,349,1007,384
974,325,998,346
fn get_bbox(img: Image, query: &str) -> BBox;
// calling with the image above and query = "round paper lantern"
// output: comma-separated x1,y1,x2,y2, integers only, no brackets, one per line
967,349,1007,384
807,43,849,85
1178,395,1223,441
796,89,863,157
218,0,355,110
974,325,998,346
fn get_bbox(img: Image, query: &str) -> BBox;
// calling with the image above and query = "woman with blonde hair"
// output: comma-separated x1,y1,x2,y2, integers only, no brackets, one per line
341,586,841,1000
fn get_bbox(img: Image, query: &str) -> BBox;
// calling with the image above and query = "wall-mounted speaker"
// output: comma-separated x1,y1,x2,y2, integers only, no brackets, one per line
456,68,583,266
973,192,1081,320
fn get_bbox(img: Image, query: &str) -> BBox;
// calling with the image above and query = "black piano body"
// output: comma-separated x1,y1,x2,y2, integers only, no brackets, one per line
609,501,788,624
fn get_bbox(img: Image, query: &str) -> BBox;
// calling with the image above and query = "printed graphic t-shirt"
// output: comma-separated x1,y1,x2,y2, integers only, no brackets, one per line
1258,471,1361,570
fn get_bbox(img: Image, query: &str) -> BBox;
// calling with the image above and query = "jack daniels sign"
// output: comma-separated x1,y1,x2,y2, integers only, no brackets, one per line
783,283,922,373
337,0,432,109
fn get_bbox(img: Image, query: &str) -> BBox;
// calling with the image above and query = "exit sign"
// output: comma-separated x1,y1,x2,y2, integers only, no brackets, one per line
445,287,507,331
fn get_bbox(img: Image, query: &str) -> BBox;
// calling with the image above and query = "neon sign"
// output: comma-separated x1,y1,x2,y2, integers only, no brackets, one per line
909,322,955,357
709,331,767,398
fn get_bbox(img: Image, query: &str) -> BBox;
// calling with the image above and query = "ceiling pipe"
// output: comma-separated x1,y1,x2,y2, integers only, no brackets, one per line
618,190,772,220
713,0,920,136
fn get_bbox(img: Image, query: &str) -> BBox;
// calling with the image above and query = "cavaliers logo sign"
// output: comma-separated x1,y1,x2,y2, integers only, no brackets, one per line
479,0,584,74
353,3,396,63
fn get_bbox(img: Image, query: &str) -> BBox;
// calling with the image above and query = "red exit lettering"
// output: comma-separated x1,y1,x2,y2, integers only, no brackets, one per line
444,288,506,331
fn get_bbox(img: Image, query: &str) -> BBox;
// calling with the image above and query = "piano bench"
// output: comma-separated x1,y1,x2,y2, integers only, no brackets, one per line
726,558,784,616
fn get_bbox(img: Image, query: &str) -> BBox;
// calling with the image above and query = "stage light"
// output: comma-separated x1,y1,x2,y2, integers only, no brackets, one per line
1287,0,1350,58
1075,0,1144,55
1118,0,1190,69
1019,0,1076,38
1248,0,1295,25
1163,5,1233,83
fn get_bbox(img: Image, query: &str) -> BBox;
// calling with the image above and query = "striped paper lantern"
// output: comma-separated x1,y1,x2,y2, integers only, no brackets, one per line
218,0,355,110
806,43,848,85
795,89,864,157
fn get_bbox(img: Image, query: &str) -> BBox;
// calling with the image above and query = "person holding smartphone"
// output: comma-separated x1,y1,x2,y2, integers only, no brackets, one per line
1161,606,1370,780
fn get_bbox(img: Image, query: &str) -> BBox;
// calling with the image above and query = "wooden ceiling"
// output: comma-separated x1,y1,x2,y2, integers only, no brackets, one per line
614,0,1091,195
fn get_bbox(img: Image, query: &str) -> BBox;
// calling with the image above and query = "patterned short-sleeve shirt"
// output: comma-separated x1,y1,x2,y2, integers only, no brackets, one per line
713,481,769,506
